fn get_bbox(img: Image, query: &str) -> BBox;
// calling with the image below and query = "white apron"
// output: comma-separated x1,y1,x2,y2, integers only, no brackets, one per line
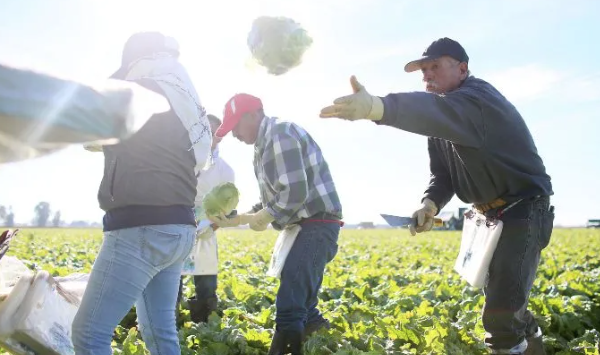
182,224,218,276
266,224,302,279
453,210,503,288
181,149,235,276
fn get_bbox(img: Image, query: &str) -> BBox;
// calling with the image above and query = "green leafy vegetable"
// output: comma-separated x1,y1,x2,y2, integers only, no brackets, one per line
247,16,313,75
202,182,240,218
3,227,599,354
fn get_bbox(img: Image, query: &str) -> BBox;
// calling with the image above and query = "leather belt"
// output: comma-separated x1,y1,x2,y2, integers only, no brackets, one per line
473,198,507,214
474,195,546,215
299,212,344,226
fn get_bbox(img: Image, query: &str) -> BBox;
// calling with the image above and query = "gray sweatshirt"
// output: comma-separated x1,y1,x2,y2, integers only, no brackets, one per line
375,76,553,212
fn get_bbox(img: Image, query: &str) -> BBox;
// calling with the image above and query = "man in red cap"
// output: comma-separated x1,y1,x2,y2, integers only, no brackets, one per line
319,37,553,355
211,93,343,354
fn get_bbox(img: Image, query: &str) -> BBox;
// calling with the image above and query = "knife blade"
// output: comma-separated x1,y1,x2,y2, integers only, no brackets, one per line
380,214,443,228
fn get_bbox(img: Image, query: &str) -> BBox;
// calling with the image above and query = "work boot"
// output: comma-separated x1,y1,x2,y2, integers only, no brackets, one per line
303,318,331,340
268,330,287,355
205,297,220,316
268,329,304,355
189,297,220,323
524,334,546,355
285,330,303,355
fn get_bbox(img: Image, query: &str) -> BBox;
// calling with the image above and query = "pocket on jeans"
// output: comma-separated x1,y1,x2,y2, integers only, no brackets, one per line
140,226,183,269
538,207,555,250
311,228,339,270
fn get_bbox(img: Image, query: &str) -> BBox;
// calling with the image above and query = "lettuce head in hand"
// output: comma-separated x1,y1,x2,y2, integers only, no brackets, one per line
202,182,240,218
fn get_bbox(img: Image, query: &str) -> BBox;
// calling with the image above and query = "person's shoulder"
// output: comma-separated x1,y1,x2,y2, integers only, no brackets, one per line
271,118,308,138
452,75,510,102
462,76,494,90
460,76,504,95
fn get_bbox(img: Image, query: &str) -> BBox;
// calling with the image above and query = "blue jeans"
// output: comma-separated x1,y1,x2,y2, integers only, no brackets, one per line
275,222,340,332
72,224,195,355
482,196,554,354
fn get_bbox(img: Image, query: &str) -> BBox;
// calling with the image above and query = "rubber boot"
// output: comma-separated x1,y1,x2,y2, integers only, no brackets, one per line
268,329,304,355
524,335,546,355
303,318,331,340
188,297,219,323
285,330,303,355
268,330,287,355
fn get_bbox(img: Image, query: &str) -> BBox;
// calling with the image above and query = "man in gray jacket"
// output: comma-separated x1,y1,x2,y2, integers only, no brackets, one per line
319,37,554,355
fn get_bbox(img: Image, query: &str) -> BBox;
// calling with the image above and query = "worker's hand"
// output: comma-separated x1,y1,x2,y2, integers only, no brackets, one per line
319,76,384,121
196,227,213,240
409,198,439,236
208,213,243,228
247,208,276,232
83,143,104,152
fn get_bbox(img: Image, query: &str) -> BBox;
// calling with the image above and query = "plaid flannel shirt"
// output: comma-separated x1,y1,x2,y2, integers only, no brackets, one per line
253,116,342,228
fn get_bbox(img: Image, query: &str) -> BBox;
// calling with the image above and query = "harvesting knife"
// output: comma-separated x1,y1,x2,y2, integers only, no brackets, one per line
380,214,443,228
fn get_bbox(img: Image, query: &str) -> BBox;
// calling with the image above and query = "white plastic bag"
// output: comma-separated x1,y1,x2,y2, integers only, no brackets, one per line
267,224,302,278
10,270,83,355
0,269,89,355
0,256,33,296
53,273,89,301
454,210,504,288
0,273,34,337
0,273,36,355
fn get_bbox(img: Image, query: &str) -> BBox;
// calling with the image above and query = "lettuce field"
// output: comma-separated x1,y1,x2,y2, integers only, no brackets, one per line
2,227,599,355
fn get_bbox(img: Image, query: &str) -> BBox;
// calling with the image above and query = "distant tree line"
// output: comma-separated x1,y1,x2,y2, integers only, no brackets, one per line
0,202,62,227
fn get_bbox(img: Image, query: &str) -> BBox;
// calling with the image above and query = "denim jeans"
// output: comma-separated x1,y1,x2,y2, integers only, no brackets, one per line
275,221,340,332
482,196,554,354
72,224,195,355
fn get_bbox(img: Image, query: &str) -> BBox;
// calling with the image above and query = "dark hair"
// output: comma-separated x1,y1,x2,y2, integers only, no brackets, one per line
207,114,221,126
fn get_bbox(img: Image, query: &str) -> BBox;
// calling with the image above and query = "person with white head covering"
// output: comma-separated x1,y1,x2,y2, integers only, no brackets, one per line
71,31,212,355
178,114,235,324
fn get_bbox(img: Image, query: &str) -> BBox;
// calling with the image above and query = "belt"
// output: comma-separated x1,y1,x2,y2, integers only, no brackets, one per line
299,212,344,226
473,195,547,215
473,198,507,214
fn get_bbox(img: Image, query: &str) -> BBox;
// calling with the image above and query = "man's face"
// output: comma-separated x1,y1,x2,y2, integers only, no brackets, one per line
420,56,468,94
232,112,260,145
210,121,222,150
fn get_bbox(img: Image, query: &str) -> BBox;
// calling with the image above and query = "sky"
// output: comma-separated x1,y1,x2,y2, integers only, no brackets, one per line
0,0,598,227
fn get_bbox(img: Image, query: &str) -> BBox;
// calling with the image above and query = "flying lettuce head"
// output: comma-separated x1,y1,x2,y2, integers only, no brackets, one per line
202,182,240,218
247,16,313,76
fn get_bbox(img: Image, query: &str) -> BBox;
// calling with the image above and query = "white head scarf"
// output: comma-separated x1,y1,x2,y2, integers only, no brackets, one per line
124,37,212,172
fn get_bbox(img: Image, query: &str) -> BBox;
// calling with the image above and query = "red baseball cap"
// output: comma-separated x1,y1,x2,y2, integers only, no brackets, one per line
215,93,263,138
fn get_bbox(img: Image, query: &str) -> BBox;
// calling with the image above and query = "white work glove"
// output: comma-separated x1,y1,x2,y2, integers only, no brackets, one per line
196,226,213,240
409,198,439,236
247,208,275,232
319,75,384,121
209,208,275,231
208,214,247,228
83,143,104,152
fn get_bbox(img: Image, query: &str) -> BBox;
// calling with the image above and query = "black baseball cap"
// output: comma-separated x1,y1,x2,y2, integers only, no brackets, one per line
109,31,180,79
404,37,469,73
